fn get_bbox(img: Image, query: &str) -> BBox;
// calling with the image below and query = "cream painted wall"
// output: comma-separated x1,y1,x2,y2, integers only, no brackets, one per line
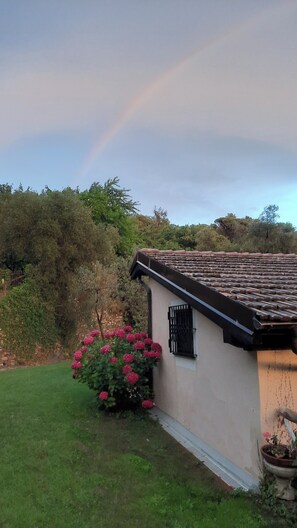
150,279,262,479
257,349,297,444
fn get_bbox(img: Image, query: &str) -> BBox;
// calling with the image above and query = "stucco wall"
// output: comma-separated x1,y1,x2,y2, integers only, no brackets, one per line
150,279,262,478
257,349,297,443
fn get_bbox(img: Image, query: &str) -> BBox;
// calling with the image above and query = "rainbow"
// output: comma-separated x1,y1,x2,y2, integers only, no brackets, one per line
77,1,295,183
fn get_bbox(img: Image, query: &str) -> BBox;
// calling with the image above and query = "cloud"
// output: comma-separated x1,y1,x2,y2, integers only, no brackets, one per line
132,6,297,150
0,63,152,150
71,0,297,179
1,0,297,228
80,125,297,225
2,0,293,153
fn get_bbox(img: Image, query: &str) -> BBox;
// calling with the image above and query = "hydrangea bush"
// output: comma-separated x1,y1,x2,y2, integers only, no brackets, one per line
71,326,162,411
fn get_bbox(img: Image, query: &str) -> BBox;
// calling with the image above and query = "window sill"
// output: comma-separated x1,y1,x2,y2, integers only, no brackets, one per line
175,356,197,371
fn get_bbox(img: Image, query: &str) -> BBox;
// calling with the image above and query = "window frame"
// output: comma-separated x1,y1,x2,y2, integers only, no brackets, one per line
168,302,197,359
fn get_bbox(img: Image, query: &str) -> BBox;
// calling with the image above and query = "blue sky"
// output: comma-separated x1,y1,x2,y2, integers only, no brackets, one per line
1,0,297,226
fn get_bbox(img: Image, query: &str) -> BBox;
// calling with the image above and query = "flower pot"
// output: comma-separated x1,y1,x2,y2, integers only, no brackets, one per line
261,444,297,468
261,445,297,501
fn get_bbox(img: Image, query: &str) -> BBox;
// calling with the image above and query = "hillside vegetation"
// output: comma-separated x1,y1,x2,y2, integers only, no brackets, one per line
0,181,296,361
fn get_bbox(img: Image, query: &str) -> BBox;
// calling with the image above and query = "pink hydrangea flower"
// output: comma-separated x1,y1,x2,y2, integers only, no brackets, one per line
104,331,114,339
114,328,126,339
123,353,134,363
133,341,145,351
109,357,118,364
83,335,94,346
90,329,100,337
122,365,133,375
134,332,142,340
124,325,133,332
100,345,111,354
125,372,139,385
126,333,136,343
144,338,153,346
71,361,82,369
74,350,83,361
152,351,161,359
99,391,108,400
143,351,161,359
139,332,147,339
142,400,155,409
151,342,162,353
80,346,88,353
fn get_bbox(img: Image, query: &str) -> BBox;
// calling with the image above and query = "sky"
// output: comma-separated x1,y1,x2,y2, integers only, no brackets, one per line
1,0,297,226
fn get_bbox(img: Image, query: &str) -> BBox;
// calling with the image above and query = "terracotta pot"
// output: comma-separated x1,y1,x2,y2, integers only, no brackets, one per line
261,444,297,468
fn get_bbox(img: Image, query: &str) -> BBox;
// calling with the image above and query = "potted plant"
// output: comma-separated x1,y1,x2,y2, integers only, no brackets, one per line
261,432,297,500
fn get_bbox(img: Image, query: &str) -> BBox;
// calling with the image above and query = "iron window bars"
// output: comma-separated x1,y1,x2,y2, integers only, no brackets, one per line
168,304,195,358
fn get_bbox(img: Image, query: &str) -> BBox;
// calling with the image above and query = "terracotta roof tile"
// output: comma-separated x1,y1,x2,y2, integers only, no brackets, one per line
141,250,297,324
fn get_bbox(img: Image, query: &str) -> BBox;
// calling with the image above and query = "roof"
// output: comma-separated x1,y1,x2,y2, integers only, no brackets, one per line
137,250,297,323
130,249,297,352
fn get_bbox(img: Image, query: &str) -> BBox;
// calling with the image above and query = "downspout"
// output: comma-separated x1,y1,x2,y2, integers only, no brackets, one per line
137,277,152,338
291,328,297,355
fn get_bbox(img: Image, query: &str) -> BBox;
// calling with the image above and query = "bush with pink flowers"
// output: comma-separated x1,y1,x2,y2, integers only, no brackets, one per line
71,326,161,411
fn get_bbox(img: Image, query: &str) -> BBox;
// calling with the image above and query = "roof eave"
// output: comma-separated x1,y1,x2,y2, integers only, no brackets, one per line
130,251,297,352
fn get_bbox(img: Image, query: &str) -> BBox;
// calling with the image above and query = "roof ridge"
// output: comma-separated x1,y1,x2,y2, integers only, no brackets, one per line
140,249,297,258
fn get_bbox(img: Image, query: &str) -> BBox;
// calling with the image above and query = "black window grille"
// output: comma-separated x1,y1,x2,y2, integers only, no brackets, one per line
168,304,195,358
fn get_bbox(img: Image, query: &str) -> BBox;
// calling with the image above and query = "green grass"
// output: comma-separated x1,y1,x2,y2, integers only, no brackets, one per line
0,362,266,528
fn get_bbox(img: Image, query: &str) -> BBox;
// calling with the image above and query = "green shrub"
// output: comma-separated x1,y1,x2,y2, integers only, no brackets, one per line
0,279,57,363
72,326,162,411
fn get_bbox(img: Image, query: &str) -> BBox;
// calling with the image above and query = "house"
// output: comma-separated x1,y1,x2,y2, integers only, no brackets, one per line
130,249,297,489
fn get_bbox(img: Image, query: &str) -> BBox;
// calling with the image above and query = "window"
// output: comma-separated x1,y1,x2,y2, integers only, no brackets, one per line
168,303,196,358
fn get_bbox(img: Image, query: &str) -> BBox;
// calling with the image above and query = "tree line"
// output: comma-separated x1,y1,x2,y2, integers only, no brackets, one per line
133,204,297,254
0,180,296,361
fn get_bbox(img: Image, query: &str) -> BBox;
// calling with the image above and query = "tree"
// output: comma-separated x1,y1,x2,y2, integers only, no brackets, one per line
174,224,204,250
239,204,297,253
0,188,42,272
214,213,252,243
259,204,279,224
0,183,13,197
79,178,138,256
75,262,120,338
243,220,297,253
133,208,180,250
195,226,232,251
116,257,148,329
0,187,117,347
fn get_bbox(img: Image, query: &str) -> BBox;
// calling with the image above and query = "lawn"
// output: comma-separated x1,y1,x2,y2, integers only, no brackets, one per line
0,362,267,528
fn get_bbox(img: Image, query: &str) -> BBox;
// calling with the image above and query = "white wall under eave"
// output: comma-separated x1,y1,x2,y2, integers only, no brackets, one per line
150,278,262,484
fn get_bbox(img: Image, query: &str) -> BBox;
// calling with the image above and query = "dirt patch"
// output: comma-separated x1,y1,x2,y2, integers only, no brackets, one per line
0,347,16,369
